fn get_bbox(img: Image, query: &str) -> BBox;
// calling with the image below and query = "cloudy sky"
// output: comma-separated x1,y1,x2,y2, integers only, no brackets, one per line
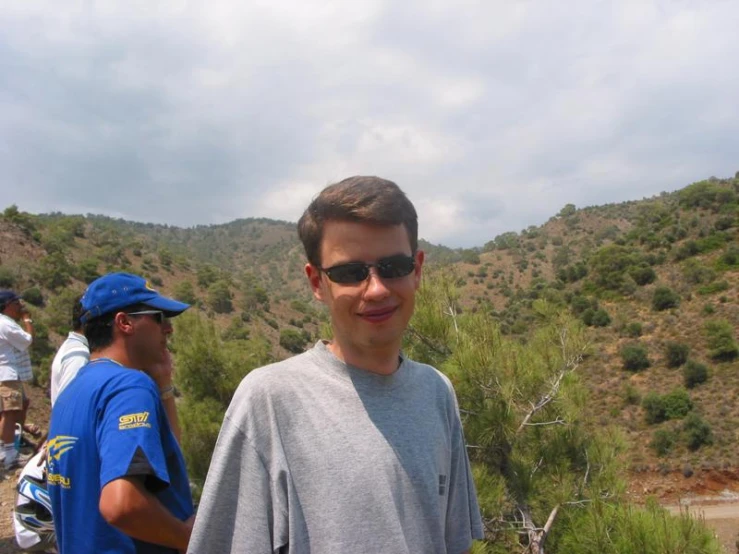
2,1,737,247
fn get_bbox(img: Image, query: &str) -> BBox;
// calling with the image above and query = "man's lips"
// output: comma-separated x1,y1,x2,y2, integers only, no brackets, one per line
358,306,398,323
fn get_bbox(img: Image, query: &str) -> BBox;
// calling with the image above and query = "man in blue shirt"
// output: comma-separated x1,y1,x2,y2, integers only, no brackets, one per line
48,272,194,553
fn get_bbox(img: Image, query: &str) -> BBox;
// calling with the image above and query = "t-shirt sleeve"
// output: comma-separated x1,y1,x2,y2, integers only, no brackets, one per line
445,402,485,553
3,324,32,351
188,415,288,554
97,385,170,492
57,350,89,398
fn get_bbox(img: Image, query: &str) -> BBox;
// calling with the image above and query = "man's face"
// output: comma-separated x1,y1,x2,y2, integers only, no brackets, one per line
306,221,424,362
126,310,173,368
3,299,23,321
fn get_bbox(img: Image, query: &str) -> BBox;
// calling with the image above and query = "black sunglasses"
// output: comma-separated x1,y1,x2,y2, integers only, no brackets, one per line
319,254,416,284
126,310,167,325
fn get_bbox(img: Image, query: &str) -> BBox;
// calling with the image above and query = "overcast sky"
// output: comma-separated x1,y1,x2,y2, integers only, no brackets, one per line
1,1,737,247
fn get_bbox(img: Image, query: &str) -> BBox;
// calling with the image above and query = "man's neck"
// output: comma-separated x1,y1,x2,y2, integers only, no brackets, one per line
327,340,401,376
91,344,134,368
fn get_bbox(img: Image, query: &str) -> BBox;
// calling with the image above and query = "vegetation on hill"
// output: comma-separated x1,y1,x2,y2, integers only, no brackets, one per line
1,172,738,550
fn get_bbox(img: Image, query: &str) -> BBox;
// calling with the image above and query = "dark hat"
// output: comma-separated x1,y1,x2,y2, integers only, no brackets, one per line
0,290,21,309
80,273,189,324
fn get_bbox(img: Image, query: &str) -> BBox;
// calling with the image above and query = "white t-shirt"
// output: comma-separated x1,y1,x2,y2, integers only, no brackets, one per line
0,313,33,382
50,332,89,406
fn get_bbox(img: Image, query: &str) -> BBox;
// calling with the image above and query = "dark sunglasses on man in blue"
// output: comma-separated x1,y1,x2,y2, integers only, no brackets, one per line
126,310,167,325
319,254,416,284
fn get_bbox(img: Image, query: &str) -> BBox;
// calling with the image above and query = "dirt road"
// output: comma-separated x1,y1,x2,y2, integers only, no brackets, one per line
667,502,739,553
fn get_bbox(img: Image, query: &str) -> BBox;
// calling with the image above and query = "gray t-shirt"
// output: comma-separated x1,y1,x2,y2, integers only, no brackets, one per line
189,341,483,554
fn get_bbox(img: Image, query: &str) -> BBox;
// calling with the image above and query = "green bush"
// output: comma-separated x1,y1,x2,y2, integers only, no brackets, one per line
652,286,680,311
683,413,713,451
664,342,689,368
207,280,233,314
556,499,722,553
681,259,715,284
717,245,739,269
697,280,729,295
0,266,16,288
642,392,667,424
279,329,308,353
590,308,611,327
650,429,677,457
570,295,593,315
704,319,739,361
173,281,198,305
683,360,709,389
662,388,693,419
74,257,101,284
621,343,650,372
21,287,44,307
629,264,657,286
624,322,643,338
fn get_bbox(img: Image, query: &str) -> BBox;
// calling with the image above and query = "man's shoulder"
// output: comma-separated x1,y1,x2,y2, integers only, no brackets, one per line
239,349,316,390
67,359,155,396
404,356,454,390
0,313,21,332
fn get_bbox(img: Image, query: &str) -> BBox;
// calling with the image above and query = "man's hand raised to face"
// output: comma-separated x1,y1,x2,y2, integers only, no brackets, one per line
145,348,174,390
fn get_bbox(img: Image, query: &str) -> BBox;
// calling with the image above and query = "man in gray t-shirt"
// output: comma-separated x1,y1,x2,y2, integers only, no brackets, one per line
189,176,484,553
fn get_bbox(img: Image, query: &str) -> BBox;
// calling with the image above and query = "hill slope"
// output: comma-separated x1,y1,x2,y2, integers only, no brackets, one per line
1,173,738,481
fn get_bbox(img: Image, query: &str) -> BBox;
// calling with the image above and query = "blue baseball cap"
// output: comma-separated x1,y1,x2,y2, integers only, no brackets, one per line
0,290,21,309
80,272,190,324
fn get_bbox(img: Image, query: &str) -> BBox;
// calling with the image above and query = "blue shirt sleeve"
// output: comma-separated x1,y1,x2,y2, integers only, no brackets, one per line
97,384,170,492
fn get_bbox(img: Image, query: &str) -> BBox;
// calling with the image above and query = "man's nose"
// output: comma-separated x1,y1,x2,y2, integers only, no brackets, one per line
363,268,391,299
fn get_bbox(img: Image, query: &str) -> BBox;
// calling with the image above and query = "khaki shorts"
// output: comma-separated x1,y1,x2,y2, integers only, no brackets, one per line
0,381,25,412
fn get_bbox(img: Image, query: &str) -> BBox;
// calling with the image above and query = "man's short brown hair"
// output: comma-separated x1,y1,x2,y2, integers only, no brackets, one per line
297,176,418,267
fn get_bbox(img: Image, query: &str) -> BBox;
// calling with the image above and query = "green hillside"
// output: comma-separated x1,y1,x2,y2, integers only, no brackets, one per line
1,172,738,500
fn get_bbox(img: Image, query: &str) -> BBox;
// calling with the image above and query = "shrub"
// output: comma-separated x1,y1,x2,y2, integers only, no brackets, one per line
75,257,101,284
173,281,198,305
662,388,693,419
279,329,308,353
21,287,44,307
683,413,713,451
0,267,16,288
207,280,233,314
622,384,641,406
697,280,729,295
629,264,657,286
651,429,677,457
621,343,651,372
624,322,643,338
590,308,611,327
683,360,709,389
652,286,680,311
643,392,667,424
681,259,716,284
664,342,689,368
570,295,593,315
704,319,739,361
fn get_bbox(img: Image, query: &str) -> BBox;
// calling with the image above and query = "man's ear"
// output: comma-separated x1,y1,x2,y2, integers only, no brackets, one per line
305,263,325,302
413,250,425,290
113,312,136,336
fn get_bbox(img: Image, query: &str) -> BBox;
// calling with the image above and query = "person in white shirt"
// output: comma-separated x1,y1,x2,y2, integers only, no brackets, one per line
0,290,34,469
50,297,89,406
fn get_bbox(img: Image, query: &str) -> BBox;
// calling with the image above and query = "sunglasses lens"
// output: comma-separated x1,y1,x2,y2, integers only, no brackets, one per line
326,264,370,284
377,255,415,278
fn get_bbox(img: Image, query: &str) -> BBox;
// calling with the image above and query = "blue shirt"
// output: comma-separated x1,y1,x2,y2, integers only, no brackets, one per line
48,359,193,554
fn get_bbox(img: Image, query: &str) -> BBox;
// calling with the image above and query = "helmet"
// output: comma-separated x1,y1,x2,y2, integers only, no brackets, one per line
16,474,55,534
